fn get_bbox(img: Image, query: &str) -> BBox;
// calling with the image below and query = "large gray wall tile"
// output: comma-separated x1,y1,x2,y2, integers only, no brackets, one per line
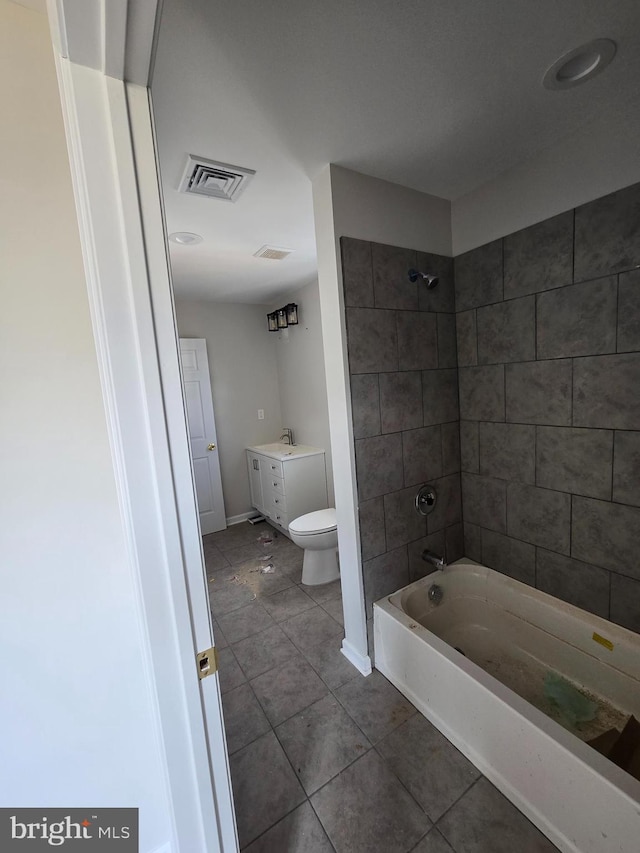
379,371,423,433
363,546,409,616
459,365,505,422
446,523,464,563
384,487,427,550
437,313,458,368
574,182,640,281
463,522,482,562
461,472,506,533
536,549,609,618
618,268,640,353
572,496,640,578
441,422,461,475
417,252,455,313
573,353,640,430
477,296,535,364
341,237,374,307
507,483,571,554
455,239,503,311
481,529,535,584
355,433,403,500
456,309,477,367
346,308,397,374
402,425,443,486
610,574,640,633
536,426,613,499
503,210,573,299
613,431,640,507
350,374,380,438
427,473,462,534
537,276,617,359
506,360,572,425
358,497,386,562
479,422,535,484
422,368,459,426
372,243,418,310
397,311,438,370
460,421,480,473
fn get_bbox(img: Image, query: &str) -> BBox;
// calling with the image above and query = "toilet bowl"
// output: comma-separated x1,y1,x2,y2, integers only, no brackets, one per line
289,508,339,586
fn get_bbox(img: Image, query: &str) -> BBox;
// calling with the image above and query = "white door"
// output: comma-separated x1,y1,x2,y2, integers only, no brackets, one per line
180,338,227,534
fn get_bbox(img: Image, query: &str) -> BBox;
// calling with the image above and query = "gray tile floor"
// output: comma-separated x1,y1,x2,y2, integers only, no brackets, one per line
206,522,558,853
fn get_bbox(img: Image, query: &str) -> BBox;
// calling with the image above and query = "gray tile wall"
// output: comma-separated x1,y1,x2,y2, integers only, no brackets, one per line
456,182,640,633
341,237,462,618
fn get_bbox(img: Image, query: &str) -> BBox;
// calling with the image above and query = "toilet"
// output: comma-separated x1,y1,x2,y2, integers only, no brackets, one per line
288,508,339,586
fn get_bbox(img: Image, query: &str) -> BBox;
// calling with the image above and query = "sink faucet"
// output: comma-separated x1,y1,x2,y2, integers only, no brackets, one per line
423,549,446,570
279,427,295,446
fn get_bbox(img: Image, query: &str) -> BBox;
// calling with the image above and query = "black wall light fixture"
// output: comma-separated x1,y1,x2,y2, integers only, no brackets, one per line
267,303,299,331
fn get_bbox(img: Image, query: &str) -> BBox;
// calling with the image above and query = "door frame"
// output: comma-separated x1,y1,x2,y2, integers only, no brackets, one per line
46,2,237,851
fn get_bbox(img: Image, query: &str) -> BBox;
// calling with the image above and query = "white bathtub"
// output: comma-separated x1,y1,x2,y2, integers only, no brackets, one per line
373,559,640,853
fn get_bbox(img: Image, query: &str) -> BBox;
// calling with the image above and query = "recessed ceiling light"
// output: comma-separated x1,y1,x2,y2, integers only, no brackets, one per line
169,232,203,245
543,39,616,90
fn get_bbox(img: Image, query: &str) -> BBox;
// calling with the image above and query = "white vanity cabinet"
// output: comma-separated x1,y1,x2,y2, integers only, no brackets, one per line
246,445,328,536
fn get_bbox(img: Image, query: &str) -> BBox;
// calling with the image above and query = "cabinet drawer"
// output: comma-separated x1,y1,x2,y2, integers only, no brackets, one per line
271,510,288,529
265,492,287,514
265,459,284,478
267,474,285,495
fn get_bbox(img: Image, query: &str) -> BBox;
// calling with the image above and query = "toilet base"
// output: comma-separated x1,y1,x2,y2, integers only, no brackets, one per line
301,547,340,586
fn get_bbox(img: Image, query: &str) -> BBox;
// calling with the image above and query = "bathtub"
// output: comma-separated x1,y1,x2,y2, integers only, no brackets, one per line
373,559,640,853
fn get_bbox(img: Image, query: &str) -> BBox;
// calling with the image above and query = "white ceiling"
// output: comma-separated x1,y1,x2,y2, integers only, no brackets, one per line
152,0,640,304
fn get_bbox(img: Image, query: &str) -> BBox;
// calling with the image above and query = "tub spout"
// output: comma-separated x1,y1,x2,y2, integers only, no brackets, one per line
423,549,446,570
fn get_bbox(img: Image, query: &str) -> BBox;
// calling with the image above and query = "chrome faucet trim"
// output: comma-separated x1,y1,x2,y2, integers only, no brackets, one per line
279,427,295,446
422,549,446,570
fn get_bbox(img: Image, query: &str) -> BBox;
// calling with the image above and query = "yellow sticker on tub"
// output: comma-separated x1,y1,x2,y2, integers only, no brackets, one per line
592,632,614,651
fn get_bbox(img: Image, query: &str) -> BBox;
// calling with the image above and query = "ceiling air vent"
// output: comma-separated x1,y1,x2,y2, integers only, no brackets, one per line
254,245,294,261
179,155,255,202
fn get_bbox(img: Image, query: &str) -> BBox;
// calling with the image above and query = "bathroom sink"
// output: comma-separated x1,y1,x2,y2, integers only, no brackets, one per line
248,443,324,460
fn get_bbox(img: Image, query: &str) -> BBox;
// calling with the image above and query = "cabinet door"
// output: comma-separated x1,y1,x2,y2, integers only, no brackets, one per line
247,452,265,514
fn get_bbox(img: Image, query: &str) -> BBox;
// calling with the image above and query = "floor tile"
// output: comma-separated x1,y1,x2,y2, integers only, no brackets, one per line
217,601,275,645
221,682,270,755
277,694,371,794
204,547,231,572
251,655,329,726
243,801,334,853
229,731,306,849
232,625,299,681
218,647,247,695
377,713,480,821
281,606,343,654
303,579,342,604
209,575,258,617
261,585,316,622
335,670,416,743
411,828,454,853
226,543,266,565
212,619,228,649
210,523,262,552
321,597,344,626
303,641,360,691
437,778,558,852
311,748,431,853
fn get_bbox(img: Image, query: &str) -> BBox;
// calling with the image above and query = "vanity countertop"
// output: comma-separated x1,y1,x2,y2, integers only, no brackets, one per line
247,443,324,461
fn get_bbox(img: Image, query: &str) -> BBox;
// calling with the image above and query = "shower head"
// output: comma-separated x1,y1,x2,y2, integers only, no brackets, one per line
408,268,439,289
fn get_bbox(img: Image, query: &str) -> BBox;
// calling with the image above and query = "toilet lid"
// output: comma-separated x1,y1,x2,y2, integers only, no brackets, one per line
289,508,336,535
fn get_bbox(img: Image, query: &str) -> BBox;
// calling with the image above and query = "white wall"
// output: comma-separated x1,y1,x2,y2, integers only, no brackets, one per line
269,280,334,504
452,105,640,255
0,4,171,850
330,164,452,256
174,300,282,521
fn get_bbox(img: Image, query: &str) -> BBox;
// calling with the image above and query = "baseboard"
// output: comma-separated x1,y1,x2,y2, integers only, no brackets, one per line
226,511,256,526
341,638,372,676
